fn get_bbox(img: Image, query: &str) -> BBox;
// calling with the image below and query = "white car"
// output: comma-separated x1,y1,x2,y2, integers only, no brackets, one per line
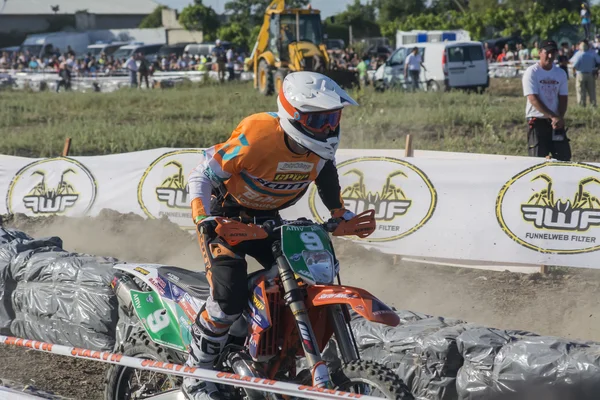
374,41,489,92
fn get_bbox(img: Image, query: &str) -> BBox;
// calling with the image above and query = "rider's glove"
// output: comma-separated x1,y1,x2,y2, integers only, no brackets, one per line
331,208,356,222
195,215,217,237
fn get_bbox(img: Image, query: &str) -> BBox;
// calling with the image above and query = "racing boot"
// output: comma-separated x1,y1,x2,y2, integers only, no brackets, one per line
181,324,229,400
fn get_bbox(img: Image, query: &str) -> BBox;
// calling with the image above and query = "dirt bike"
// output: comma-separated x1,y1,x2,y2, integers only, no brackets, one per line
104,211,414,400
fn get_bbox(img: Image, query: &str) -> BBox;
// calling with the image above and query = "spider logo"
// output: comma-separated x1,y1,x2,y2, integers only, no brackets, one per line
155,161,190,209
341,169,412,221
521,174,600,231
22,169,79,214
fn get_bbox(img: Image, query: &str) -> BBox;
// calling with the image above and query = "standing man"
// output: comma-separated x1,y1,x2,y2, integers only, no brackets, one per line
404,47,425,92
225,47,235,81
522,40,571,161
212,39,226,83
581,3,592,40
124,53,138,88
570,40,600,107
56,61,71,93
137,52,151,89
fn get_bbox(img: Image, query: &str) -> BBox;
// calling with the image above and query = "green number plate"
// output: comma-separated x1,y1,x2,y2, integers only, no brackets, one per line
131,290,186,351
281,224,334,284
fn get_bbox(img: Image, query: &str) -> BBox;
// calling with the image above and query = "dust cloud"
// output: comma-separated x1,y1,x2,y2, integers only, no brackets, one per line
4,210,600,342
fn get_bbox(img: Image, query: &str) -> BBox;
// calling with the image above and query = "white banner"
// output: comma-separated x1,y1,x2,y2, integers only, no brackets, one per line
1,148,599,269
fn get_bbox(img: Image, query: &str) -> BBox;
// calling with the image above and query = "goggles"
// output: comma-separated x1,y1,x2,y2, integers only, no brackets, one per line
279,88,342,138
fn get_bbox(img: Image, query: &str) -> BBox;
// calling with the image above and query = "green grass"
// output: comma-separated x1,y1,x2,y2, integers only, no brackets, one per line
2,78,600,161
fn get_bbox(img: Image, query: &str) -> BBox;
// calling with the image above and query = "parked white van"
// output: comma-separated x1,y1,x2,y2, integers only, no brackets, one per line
373,41,489,92
111,43,164,61
20,32,90,59
87,42,128,57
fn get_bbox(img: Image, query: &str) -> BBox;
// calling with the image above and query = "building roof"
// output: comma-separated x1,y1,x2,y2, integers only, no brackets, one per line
1,0,159,15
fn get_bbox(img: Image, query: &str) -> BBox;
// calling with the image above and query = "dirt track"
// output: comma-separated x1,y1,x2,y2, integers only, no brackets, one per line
1,211,600,399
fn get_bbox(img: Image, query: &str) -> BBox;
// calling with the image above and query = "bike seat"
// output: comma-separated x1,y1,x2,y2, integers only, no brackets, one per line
158,266,211,300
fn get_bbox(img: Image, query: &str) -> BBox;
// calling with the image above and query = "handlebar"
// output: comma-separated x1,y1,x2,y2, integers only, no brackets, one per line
201,210,376,243
205,216,340,235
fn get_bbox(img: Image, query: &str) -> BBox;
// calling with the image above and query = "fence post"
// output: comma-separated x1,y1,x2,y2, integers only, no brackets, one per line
393,135,415,266
62,137,72,157
404,134,413,157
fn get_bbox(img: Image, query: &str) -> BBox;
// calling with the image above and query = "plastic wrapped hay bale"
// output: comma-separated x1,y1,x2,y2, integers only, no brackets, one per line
6,236,119,351
0,228,36,334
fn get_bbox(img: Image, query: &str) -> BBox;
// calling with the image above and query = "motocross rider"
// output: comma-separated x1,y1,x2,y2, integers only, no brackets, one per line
183,71,374,400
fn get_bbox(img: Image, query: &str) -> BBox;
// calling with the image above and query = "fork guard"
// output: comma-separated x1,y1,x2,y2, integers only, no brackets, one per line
306,285,400,327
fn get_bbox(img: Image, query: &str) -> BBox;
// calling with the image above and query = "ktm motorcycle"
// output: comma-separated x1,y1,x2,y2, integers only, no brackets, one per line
104,211,413,400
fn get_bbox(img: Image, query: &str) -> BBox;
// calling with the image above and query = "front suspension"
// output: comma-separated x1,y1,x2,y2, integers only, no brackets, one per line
272,241,332,388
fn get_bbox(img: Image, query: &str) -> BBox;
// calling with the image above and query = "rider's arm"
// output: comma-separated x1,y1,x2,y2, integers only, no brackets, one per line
314,160,344,213
188,150,228,223
188,125,248,224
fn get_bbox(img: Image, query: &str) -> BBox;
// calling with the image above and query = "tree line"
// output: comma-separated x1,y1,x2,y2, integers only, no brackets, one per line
139,0,600,50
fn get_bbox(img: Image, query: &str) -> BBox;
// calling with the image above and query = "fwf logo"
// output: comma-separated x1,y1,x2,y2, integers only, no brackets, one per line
7,158,97,216
341,169,412,221
156,161,190,208
521,174,600,231
138,150,204,230
308,157,437,242
496,163,600,254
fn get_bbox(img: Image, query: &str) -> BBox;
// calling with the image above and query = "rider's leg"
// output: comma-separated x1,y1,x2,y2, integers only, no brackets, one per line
183,234,249,400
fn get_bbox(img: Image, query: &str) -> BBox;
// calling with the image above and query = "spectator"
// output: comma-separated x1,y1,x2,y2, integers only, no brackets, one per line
594,35,600,51
98,53,106,68
531,41,540,60
124,53,138,88
67,46,75,57
226,47,235,81
404,47,426,92
28,56,39,70
561,42,573,58
522,40,570,161
496,47,507,63
66,54,75,69
484,42,494,62
356,54,369,88
56,62,71,93
138,53,150,89
196,54,208,72
0,51,9,68
213,39,227,82
557,48,570,78
517,43,530,62
504,44,515,61
581,3,592,40
570,40,600,107
88,56,97,78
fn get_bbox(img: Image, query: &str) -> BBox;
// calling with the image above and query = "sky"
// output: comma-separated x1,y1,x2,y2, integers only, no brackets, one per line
155,0,362,18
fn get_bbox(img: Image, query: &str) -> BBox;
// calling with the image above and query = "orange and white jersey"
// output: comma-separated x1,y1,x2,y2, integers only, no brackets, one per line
189,112,343,219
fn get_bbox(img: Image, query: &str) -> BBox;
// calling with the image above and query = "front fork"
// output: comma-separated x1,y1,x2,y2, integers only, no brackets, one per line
274,243,332,388
328,304,360,363
273,242,360,389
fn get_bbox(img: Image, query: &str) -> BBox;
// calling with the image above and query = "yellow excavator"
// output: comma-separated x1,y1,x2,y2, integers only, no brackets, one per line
246,0,357,95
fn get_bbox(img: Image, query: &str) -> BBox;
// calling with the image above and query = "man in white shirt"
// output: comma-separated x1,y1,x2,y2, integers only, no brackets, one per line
226,48,234,81
522,40,571,161
124,54,138,88
404,47,426,92
517,43,530,62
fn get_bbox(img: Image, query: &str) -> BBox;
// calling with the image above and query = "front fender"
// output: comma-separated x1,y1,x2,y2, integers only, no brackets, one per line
306,285,399,327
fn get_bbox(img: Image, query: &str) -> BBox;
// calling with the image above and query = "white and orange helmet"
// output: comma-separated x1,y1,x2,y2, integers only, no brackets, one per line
277,71,358,160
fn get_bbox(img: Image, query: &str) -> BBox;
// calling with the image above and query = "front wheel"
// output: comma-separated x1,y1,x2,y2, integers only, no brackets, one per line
333,360,414,399
104,331,182,400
